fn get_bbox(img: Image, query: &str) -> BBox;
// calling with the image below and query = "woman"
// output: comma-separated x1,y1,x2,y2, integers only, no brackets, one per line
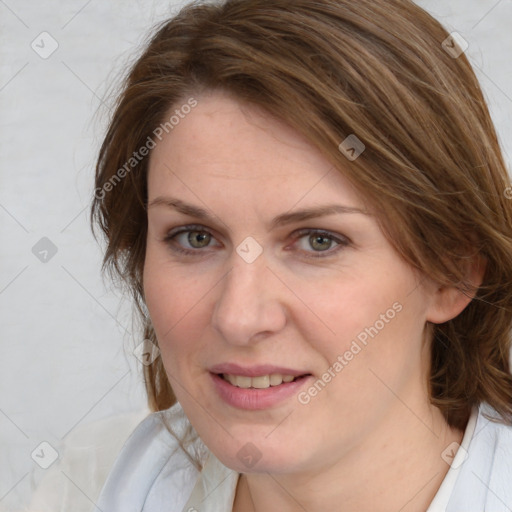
90,0,512,510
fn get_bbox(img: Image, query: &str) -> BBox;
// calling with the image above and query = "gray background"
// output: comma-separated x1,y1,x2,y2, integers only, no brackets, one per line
1,0,511,510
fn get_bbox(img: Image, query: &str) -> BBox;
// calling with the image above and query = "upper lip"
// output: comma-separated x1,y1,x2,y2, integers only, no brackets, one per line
210,363,310,377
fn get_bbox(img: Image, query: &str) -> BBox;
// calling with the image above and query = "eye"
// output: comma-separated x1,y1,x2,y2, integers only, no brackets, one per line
162,224,220,255
291,229,349,258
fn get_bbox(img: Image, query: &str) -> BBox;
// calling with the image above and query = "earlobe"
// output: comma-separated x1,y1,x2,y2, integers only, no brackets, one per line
426,254,486,324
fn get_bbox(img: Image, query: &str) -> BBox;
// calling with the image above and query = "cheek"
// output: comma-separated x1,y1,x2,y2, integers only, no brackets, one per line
303,266,424,378
143,241,233,421
295,270,398,350
142,253,215,371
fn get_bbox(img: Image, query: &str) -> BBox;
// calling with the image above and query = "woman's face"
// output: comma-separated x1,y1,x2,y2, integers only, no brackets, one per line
144,90,442,474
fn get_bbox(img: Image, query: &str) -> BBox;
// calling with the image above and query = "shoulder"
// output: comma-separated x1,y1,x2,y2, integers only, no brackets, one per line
469,402,512,468
448,403,512,511
93,402,209,512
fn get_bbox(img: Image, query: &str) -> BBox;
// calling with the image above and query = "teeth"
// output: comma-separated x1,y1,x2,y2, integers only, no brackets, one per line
270,374,283,386
251,375,270,388
223,373,299,389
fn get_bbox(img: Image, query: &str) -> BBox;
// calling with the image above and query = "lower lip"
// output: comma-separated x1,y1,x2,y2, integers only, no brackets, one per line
210,372,312,410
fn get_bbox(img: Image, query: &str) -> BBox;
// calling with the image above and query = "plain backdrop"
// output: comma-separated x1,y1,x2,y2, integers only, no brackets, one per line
1,0,511,510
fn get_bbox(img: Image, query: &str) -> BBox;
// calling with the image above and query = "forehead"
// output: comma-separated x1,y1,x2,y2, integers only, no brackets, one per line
147,91,368,213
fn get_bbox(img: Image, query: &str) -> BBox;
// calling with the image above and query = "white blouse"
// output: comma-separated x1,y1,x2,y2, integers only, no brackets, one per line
26,401,512,512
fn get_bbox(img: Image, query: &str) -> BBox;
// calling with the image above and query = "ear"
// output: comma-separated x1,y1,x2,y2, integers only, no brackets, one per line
426,253,486,324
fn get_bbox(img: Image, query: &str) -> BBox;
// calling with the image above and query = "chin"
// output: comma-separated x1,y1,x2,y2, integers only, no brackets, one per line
208,437,306,475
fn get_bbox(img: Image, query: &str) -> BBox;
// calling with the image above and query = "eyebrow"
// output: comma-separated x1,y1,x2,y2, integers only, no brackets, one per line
147,196,370,229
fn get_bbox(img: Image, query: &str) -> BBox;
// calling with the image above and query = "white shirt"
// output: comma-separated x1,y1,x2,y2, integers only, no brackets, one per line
27,402,512,512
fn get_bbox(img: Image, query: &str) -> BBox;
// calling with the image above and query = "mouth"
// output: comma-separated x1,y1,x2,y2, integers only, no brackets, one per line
208,363,314,409
209,369,314,410
217,372,312,389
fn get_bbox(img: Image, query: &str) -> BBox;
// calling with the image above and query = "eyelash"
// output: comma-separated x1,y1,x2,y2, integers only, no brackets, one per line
161,224,350,259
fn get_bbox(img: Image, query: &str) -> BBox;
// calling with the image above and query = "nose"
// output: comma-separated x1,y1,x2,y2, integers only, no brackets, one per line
211,249,287,346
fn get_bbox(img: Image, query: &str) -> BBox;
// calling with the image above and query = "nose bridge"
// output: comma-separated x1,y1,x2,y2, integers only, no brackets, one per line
211,247,286,344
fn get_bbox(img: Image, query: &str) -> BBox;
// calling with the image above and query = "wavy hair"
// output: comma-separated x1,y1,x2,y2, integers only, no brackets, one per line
91,0,512,432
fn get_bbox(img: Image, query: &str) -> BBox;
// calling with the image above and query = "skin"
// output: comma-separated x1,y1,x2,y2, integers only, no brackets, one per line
143,90,482,512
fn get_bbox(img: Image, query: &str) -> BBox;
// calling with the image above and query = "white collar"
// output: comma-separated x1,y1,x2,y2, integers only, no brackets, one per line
426,405,479,511
181,449,240,512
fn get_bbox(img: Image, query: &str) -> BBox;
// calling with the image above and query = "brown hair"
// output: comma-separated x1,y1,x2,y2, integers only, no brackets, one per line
91,0,512,431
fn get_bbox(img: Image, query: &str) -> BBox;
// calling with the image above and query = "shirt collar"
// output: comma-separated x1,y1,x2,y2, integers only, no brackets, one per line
181,449,240,512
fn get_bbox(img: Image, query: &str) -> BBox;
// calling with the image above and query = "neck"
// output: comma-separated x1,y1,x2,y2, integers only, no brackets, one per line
232,402,465,512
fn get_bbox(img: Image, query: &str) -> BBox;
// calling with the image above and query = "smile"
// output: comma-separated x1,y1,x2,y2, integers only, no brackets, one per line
210,372,313,410
220,373,306,388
